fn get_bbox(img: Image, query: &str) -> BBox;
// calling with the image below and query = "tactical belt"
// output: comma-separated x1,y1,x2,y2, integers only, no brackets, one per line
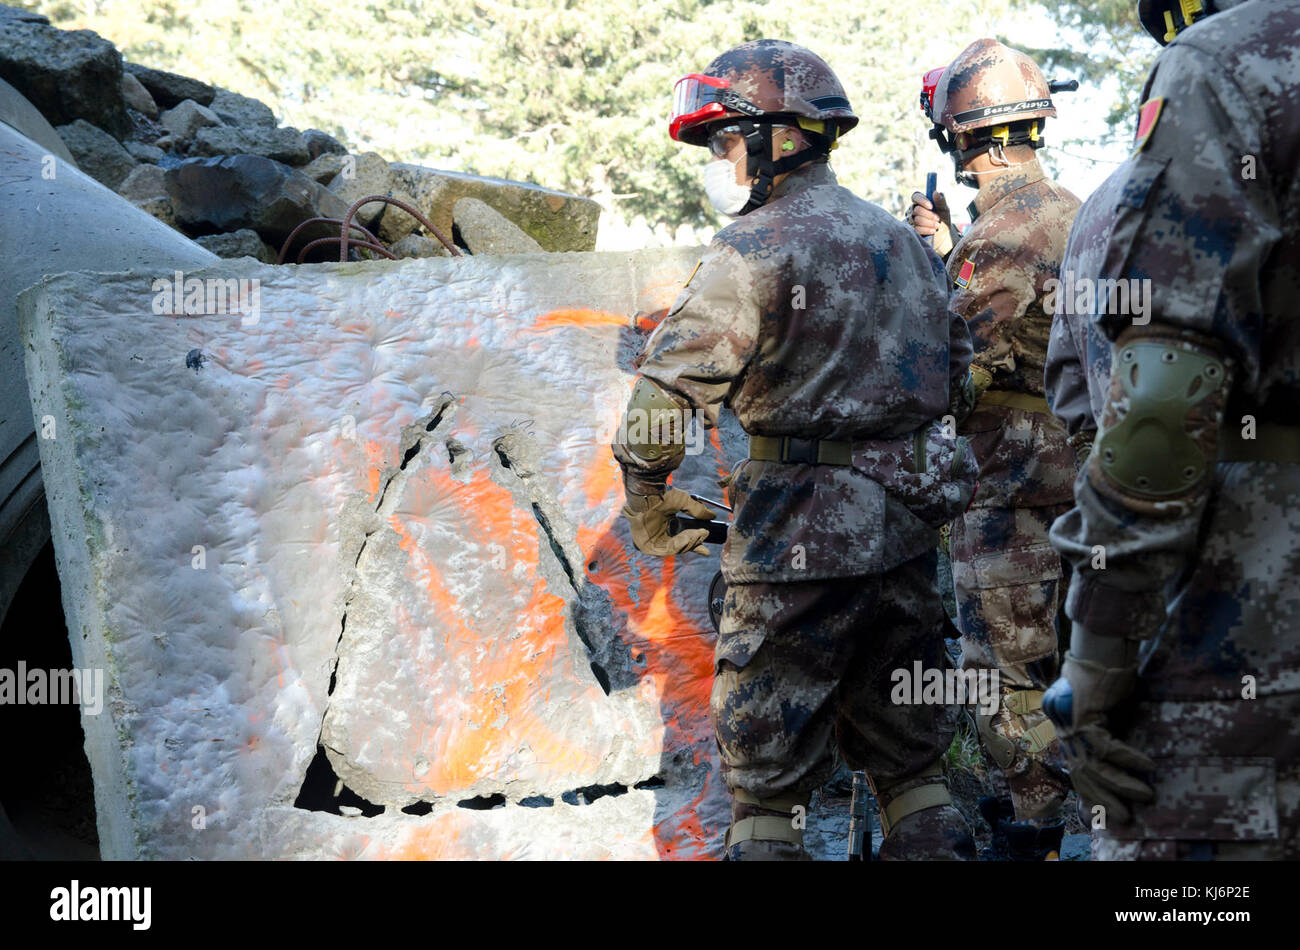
1219,421,1300,463
979,390,1052,414
748,434,853,465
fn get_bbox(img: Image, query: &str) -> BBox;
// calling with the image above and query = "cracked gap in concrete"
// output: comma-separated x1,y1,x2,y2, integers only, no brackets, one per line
561,782,629,806
457,793,507,810
298,395,461,814
489,429,636,696
293,746,385,817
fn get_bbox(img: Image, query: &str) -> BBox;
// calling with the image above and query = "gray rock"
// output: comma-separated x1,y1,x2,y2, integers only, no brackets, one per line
195,228,277,264
125,140,166,163
120,71,158,119
190,125,310,166
209,88,275,127
327,152,418,243
0,73,77,165
389,233,449,259
390,163,600,252
0,3,48,24
129,195,176,228
0,20,129,137
159,99,222,144
125,63,214,109
56,119,136,189
300,152,344,184
302,128,347,159
165,154,348,244
453,197,543,255
116,163,167,202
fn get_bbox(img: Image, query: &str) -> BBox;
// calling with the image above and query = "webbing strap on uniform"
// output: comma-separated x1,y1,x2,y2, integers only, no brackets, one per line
1021,720,1057,755
732,788,810,812
748,434,853,465
1004,689,1044,716
1219,422,1300,463
725,816,804,848
880,784,951,837
979,390,1052,414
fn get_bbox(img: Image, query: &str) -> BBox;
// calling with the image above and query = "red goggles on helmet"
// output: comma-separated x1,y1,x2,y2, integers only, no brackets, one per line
670,73,764,141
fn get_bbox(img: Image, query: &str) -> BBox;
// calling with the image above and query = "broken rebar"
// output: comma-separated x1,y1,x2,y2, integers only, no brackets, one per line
277,217,384,265
296,237,396,264
339,194,462,261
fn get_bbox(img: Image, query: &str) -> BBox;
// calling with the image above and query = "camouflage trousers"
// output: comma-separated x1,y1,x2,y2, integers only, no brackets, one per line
950,503,1071,822
1093,692,1300,859
711,550,956,801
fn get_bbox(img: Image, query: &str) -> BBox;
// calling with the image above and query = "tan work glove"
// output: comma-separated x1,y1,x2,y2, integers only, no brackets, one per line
907,190,955,258
622,489,716,557
1043,645,1156,825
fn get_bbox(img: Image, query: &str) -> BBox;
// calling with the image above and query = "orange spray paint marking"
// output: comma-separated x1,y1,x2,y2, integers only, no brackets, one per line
531,308,628,331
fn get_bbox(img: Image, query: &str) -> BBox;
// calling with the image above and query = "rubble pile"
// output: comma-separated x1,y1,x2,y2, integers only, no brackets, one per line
0,3,601,262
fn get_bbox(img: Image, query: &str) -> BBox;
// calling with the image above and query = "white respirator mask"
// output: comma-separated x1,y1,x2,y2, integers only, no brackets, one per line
702,157,752,217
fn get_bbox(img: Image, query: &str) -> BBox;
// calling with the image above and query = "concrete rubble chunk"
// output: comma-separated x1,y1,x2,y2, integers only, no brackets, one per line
129,194,176,228
300,152,344,184
158,98,222,144
120,70,158,119
18,249,759,858
327,151,419,244
453,197,544,255
56,119,137,189
195,228,277,264
165,153,348,244
209,87,276,128
391,163,600,252
388,233,448,259
302,128,347,159
125,140,165,164
125,62,215,109
116,163,167,203
189,124,310,166
0,19,129,137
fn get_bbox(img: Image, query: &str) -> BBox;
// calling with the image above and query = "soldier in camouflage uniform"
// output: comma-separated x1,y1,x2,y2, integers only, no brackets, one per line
907,39,1081,859
1044,173,1128,463
1044,0,1300,860
614,39,981,860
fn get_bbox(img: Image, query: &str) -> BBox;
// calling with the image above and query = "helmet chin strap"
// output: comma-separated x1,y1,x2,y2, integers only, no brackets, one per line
954,144,1035,186
736,121,826,215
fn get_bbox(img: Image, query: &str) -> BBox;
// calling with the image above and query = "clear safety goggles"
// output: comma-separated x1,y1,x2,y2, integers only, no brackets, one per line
706,124,746,159
706,123,802,159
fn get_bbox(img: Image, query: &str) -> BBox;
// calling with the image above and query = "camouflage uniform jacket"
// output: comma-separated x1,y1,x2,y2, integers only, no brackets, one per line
946,157,1080,508
1044,169,1128,460
1051,0,1300,697
636,161,974,584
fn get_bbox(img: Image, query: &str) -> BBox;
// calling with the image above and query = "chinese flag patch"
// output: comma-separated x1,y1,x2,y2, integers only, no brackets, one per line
955,258,975,289
1134,97,1165,153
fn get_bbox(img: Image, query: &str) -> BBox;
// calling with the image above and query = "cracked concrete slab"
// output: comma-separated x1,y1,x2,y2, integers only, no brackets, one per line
20,248,765,859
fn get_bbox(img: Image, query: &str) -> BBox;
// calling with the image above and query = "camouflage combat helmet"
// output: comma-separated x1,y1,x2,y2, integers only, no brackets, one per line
670,39,856,214
920,39,1070,184
1138,0,1241,45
